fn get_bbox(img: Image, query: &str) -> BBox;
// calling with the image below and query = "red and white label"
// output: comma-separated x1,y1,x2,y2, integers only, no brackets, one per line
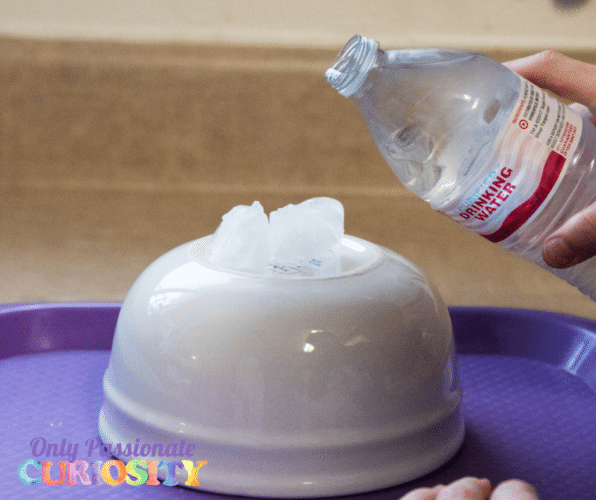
440,76,582,243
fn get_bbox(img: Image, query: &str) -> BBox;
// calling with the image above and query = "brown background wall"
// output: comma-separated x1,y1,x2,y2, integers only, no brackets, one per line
1,37,595,318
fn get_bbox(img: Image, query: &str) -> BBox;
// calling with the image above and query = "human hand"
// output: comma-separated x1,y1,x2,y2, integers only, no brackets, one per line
503,51,596,268
398,477,539,499
503,50,596,126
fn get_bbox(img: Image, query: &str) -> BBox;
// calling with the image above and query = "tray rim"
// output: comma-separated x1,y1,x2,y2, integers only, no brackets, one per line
1,302,595,393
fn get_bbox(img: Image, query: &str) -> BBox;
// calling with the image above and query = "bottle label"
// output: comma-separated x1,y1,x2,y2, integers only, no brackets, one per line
439,76,583,243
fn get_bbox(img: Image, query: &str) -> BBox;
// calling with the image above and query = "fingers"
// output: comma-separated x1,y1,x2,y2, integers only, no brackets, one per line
398,480,490,500
569,102,593,121
503,50,596,116
504,50,596,268
491,479,540,499
399,484,445,500
436,477,492,499
398,478,539,500
542,202,596,268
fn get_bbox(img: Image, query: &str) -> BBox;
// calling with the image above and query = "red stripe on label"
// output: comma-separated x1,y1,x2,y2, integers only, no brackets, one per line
483,151,566,243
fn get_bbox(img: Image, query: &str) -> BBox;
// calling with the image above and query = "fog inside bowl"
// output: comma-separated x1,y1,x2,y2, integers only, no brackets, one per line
193,234,383,279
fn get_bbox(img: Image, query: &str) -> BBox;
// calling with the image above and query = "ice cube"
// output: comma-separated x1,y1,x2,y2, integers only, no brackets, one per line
269,197,344,264
206,201,271,273
207,198,345,275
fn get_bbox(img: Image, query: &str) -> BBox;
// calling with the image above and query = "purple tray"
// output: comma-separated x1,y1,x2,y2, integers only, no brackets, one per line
1,303,595,500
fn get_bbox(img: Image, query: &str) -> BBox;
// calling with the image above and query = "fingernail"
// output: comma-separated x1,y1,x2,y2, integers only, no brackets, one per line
543,236,575,268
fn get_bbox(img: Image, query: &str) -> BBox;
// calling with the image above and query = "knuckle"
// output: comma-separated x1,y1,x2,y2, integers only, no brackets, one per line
577,206,596,235
538,49,562,65
536,49,573,74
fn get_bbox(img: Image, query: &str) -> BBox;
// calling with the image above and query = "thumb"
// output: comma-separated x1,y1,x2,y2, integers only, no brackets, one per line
543,202,596,268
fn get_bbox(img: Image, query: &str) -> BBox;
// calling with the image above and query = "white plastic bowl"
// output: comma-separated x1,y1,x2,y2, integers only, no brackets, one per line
99,234,464,497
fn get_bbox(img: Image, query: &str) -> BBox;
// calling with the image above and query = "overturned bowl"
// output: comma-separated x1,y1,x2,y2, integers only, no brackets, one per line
99,234,463,497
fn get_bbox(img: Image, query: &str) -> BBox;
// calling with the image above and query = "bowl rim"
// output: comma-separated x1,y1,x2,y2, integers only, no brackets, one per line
187,234,387,281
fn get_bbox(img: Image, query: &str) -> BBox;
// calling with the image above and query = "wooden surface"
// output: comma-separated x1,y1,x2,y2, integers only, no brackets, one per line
1,37,595,318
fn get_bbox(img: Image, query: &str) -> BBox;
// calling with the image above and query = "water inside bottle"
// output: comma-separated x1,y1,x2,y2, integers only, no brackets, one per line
356,52,519,203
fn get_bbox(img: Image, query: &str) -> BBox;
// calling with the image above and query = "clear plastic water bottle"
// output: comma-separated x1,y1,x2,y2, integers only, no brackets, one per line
326,35,596,301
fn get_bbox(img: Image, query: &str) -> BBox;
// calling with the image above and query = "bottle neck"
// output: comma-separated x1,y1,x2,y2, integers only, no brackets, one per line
326,35,380,97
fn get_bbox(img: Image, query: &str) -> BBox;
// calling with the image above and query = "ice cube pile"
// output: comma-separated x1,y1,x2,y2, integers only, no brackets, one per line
206,198,345,275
